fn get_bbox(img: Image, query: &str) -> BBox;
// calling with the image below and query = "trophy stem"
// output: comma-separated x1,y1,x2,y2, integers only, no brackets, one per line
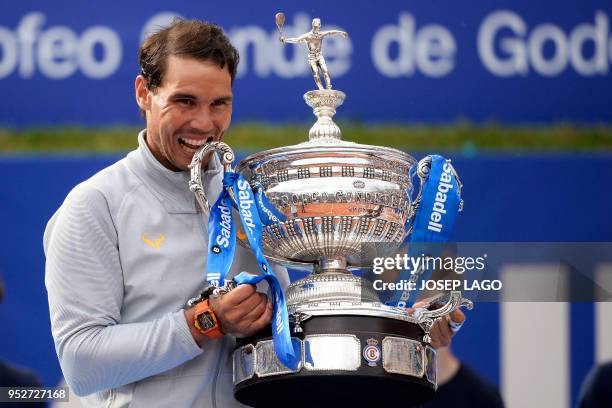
313,257,350,274
303,90,346,142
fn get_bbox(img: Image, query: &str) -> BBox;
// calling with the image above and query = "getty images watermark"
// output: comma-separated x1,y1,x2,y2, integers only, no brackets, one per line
360,242,612,303
370,253,503,292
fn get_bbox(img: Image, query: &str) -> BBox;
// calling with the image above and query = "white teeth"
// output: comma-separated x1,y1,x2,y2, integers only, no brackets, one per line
181,138,207,146
180,143,196,153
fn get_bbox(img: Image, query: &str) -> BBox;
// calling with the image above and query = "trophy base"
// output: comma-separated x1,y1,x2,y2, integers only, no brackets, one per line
235,371,433,408
233,315,436,408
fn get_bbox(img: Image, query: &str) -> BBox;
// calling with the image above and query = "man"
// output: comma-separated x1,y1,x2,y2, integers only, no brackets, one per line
44,20,274,407
44,19,459,408
578,361,612,408
422,346,504,408
281,18,347,90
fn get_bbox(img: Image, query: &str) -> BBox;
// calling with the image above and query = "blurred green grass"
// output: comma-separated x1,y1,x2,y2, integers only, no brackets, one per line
1,122,612,153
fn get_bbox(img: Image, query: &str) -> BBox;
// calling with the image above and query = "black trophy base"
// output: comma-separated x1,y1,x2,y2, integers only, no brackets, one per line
234,315,435,408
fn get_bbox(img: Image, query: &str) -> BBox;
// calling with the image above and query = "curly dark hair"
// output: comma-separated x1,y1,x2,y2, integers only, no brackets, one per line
138,19,239,91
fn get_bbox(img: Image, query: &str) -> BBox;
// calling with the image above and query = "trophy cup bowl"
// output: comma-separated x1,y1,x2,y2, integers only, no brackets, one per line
188,18,472,407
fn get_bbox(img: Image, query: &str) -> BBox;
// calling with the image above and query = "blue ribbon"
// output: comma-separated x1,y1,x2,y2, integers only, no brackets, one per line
409,155,461,243
253,182,287,226
206,173,238,287
205,172,299,370
388,155,462,307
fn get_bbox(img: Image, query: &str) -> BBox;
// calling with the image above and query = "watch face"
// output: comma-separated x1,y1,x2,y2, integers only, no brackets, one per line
197,311,216,331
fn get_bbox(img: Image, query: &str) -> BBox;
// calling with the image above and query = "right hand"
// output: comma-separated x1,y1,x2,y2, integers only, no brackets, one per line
407,299,466,349
209,284,272,337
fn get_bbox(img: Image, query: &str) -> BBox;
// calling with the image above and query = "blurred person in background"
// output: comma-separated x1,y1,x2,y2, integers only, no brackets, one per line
399,245,499,407
0,274,46,407
422,345,504,408
578,361,612,408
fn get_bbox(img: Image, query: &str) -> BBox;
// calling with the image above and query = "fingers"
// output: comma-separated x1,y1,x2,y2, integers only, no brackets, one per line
231,292,267,319
412,299,431,309
429,317,449,348
224,292,266,321
412,302,425,309
439,316,454,344
450,308,466,325
429,323,442,348
241,294,269,322
408,299,465,348
429,316,457,348
209,285,272,337
247,301,273,335
222,284,256,306
448,308,466,333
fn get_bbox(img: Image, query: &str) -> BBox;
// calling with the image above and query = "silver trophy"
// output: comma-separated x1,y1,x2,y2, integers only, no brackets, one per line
189,13,472,407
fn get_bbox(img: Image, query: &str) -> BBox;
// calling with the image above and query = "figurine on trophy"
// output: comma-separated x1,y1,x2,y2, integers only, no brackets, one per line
276,12,347,91
188,13,473,408
276,12,348,142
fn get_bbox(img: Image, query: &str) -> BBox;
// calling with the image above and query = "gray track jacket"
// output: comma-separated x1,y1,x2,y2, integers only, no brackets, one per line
44,131,285,407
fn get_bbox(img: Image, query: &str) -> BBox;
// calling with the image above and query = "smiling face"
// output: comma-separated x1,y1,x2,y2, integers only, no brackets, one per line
135,56,233,171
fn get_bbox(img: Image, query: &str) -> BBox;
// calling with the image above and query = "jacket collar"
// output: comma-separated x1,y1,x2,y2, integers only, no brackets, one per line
126,130,223,214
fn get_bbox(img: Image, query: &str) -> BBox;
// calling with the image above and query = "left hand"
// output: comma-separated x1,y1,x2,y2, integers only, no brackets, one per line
407,301,465,349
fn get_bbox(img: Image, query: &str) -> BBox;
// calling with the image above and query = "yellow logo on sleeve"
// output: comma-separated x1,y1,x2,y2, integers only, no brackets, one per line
141,233,165,250
236,227,247,241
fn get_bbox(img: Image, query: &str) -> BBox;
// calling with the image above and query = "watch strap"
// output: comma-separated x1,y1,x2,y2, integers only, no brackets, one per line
193,300,224,339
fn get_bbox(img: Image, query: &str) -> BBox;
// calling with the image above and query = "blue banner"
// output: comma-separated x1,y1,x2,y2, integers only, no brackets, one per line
408,156,462,244
1,1,612,125
206,171,299,370
2,153,611,405
229,174,299,370
206,177,237,287
389,155,463,307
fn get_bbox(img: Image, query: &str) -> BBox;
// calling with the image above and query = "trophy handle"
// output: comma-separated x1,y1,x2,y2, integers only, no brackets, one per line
415,291,473,344
188,141,235,216
407,156,431,222
408,156,464,223
187,141,318,269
